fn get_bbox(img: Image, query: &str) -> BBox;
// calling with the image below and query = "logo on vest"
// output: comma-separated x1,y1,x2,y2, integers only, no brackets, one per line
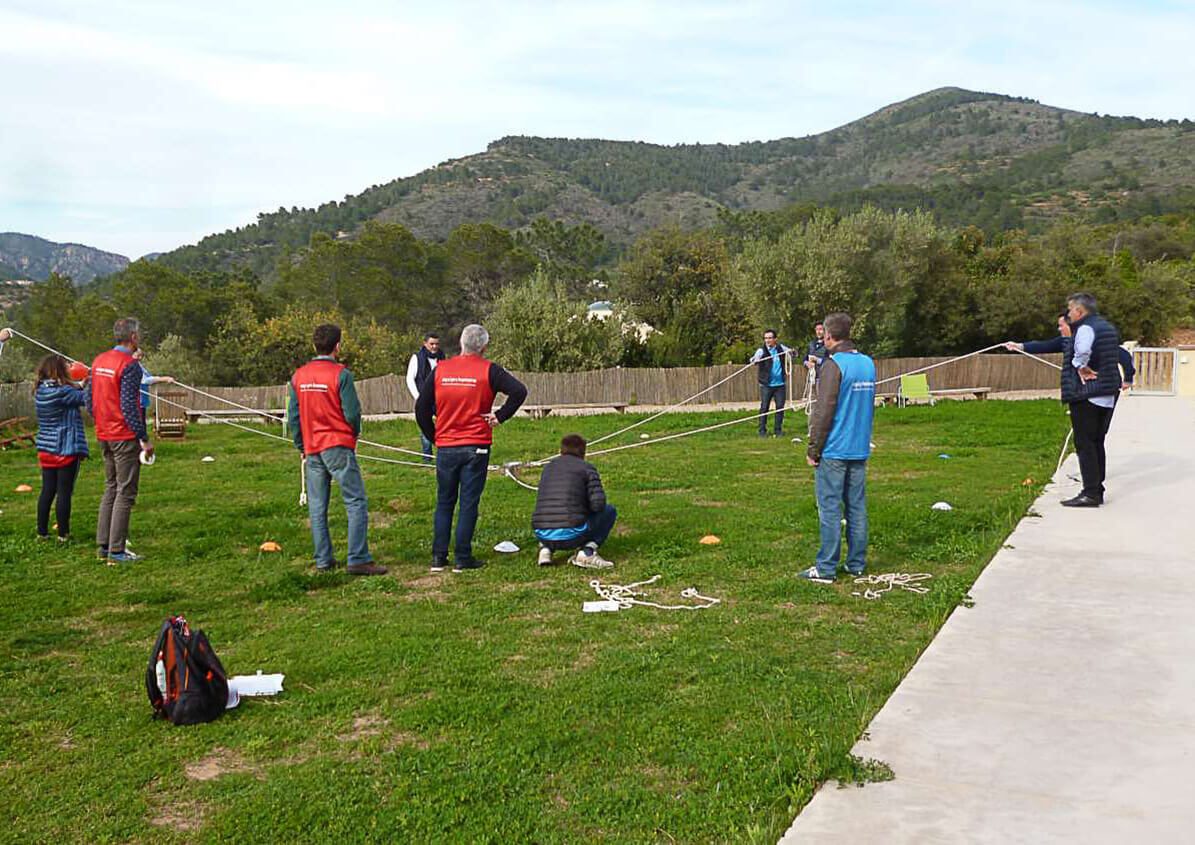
440,376,478,387
299,383,330,393
94,367,116,378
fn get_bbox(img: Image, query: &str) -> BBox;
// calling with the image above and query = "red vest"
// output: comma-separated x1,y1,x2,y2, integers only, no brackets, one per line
433,355,496,447
91,348,137,442
292,359,357,456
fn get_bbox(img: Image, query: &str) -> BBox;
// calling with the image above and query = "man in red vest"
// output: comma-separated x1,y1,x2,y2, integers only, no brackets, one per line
416,323,527,573
88,317,153,563
287,324,387,576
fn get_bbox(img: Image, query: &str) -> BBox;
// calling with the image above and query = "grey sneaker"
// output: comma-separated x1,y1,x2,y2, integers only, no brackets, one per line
796,565,834,584
569,549,613,569
537,546,553,566
107,550,142,564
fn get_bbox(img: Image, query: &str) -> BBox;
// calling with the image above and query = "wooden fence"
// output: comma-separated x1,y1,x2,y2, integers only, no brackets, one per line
0,353,1065,420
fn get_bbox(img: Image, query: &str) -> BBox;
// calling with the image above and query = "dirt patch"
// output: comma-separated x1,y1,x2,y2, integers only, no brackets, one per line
389,732,431,752
691,498,728,508
337,714,388,742
185,747,258,782
370,511,396,529
398,574,448,603
386,497,416,514
149,798,207,833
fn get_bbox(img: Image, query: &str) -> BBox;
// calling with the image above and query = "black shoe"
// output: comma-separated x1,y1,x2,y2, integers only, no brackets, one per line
346,562,389,576
1061,494,1101,508
452,558,485,573
430,556,449,573
314,559,341,572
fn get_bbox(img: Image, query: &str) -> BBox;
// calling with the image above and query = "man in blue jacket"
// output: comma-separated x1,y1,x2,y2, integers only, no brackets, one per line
750,329,791,438
1005,293,1128,507
798,313,876,583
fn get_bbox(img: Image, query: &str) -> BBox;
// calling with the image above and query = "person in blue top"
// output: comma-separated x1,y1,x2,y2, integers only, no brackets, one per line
750,329,791,437
131,348,175,428
1004,294,1129,507
798,312,876,583
33,354,89,541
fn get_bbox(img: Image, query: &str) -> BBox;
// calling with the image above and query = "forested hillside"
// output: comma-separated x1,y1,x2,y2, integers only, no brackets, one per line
156,87,1195,279
0,233,129,284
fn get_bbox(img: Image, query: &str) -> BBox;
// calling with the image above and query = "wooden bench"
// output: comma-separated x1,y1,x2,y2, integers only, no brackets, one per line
875,388,990,407
518,402,630,420
0,416,35,448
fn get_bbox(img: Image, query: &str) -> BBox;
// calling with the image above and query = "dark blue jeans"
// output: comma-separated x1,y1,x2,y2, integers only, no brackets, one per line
434,445,490,563
759,384,786,435
419,432,434,464
540,504,618,551
814,458,868,577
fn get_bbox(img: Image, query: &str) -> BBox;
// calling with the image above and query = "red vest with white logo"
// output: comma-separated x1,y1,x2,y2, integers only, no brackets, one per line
433,355,496,447
91,348,137,442
291,359,357,456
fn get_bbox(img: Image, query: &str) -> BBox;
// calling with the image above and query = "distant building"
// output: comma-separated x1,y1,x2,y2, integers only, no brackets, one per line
586,300,654,343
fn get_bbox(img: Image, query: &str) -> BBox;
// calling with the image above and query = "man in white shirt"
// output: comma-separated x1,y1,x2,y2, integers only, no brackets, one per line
406,334,443,463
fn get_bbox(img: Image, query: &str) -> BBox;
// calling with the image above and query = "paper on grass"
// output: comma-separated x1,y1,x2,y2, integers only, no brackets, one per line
583,600,621,613
225,672,285,709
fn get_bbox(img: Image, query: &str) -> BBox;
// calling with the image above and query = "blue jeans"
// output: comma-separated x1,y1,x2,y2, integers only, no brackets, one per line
419,432,434,464
759,384,786,435
305,447,372,568
814,458,868,577
434,445,490,563
539,504,618,551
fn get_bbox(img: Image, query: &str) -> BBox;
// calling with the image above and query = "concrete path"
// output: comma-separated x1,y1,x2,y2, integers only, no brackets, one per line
781,395,1195,844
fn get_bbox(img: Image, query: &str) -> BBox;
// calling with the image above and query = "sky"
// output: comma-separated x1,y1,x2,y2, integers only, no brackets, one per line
1,0,1193,259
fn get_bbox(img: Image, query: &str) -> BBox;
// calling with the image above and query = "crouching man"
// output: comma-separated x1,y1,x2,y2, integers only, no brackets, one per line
532,434,617,569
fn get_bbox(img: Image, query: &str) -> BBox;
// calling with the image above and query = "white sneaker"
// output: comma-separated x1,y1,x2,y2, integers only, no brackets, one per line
537,546,553,566
570,549,613,569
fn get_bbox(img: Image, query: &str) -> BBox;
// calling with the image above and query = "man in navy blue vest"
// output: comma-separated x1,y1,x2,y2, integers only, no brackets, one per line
750,330,791,437
799,312,876,583
1006,292,1123,507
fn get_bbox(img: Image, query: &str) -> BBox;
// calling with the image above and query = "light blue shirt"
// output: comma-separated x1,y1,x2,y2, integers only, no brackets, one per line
1073,325,1115,409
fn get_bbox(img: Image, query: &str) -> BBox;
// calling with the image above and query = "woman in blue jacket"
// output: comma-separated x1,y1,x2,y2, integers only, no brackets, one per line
34,355,89,541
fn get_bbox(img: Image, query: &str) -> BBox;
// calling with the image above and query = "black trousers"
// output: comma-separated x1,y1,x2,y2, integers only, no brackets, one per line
38,460,81,538
759,384,787,435
1069,400,1115,500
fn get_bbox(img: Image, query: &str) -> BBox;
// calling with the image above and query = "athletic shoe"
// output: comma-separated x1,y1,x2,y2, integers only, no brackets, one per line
108,550,142,563
97,546,108,560
452,558,485,572
537,546,553,566
346,562,388,576
570,549,613,569
430,557,449,573
314,559,341,572
796,565,834,584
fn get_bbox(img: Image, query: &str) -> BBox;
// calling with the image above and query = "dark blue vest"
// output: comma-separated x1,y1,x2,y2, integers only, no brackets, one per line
1061,315,1122,403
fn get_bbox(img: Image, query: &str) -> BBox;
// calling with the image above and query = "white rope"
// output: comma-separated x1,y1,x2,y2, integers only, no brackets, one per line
874,343,1006,387
1055,426,1074,478
850,572,932,600
1011,347,1064,371
503,463,540,492
589,575,721,610
543,347,801,464
299,456,307,507
802,365,816,416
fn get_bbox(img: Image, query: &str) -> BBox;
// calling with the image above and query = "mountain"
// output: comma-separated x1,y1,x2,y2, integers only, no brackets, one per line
158,87,1195,277
0,233,130,284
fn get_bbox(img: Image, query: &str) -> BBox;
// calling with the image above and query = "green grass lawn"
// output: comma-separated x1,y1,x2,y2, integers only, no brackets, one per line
0,400,1068,843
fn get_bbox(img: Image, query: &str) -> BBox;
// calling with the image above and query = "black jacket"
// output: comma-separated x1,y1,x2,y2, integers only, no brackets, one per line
531,454,606,530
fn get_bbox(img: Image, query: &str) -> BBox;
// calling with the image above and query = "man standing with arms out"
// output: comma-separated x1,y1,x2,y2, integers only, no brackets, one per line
90,317,153,563
416,324,527,573
406,334,444,464
1005,293,1123,507
750,329,790,438
288,324,387,575
799,312,876,583
532,434,617,569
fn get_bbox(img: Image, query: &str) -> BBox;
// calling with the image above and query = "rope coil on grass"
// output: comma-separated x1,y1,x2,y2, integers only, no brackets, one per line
589,575,721,611
850,572,932,600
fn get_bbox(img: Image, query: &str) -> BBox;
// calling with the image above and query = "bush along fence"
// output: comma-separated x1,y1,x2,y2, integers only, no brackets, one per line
1,353,1069,422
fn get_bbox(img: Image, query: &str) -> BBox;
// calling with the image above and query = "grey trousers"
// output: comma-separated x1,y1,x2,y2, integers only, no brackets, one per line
97,439,141,554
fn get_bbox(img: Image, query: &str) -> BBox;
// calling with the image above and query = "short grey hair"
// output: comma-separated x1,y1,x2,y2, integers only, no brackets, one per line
113,317,141,343
460,323,489,354
1067,292,1098,315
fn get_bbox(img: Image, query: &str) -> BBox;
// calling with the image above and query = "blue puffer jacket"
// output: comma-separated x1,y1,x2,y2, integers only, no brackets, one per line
35,380,90,458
